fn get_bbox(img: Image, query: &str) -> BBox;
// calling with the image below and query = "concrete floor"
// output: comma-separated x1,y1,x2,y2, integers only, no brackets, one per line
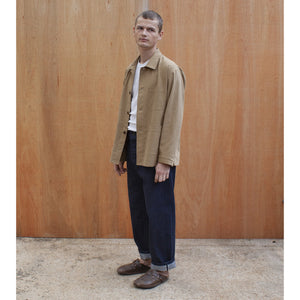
17,238,283,299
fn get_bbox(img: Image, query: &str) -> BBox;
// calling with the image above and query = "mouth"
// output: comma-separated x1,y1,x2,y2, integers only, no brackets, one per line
139,39,148,42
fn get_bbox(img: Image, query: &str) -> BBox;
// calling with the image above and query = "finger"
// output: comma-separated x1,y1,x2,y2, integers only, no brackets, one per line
117,168,122,176
114,165,119,174
115,167,121,176
115,164,124,176
119,163,126,174
154,172,159,183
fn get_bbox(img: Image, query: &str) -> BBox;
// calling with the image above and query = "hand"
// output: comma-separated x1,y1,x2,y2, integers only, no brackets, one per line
155,163,170,183
114,162,127,176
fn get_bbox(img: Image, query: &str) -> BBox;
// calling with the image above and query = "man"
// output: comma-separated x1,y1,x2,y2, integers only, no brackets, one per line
111,10,185,289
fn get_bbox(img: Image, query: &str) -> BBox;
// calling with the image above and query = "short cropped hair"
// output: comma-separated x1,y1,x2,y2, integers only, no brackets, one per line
135,10,163,33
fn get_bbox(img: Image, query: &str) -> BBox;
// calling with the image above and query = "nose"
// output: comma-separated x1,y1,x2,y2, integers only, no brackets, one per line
141,28,147,36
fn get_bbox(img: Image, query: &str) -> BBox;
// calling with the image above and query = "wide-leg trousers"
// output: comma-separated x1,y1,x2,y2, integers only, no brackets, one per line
126,131,176,271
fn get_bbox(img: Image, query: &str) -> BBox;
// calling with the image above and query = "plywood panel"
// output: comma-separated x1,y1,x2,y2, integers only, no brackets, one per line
17,0,145,237
150,0,283,238
17,0,283,238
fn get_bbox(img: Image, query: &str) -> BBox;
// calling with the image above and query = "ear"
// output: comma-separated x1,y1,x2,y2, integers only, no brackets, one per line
158,31,163,40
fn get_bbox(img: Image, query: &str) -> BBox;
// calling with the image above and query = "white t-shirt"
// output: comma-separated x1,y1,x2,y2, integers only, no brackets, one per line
128,59,149,132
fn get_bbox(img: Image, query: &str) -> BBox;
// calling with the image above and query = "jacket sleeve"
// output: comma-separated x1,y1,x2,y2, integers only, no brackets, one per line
158,66,186,166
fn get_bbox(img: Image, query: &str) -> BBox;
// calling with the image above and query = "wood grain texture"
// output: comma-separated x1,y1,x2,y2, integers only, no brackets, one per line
150,0,283,238
17,0,283,238
17,0,141,237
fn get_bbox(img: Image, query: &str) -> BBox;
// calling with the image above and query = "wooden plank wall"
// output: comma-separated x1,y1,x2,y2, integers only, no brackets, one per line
150,0,283,238
17,0,283,238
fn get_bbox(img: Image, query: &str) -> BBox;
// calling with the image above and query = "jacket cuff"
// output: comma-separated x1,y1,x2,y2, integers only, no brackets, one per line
157,156,175,166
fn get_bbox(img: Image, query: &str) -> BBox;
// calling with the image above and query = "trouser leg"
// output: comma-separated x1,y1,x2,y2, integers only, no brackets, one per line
141,166,176,271
126,131,176,271
126,132,150,257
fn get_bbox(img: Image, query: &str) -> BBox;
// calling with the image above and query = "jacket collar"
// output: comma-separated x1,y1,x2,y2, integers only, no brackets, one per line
145,49,162,69
128,49,162,71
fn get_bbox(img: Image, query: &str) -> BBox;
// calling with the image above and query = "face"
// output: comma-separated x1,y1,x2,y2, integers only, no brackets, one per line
133,17,163,50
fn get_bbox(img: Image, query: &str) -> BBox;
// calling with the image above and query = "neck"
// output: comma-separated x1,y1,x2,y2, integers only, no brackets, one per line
139,47,157,64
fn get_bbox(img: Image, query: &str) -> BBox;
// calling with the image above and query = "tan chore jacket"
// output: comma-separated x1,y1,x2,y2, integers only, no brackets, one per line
111,49,185,167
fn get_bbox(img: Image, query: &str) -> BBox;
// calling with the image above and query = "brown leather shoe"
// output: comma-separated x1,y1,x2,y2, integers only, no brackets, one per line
133,269,169,289
117,259,150,275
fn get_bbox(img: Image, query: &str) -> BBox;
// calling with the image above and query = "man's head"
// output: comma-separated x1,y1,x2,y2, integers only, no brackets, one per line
133,10,163,51
135,10,163,33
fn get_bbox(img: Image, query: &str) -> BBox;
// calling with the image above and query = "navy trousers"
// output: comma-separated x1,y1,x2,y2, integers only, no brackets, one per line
126,131,176,271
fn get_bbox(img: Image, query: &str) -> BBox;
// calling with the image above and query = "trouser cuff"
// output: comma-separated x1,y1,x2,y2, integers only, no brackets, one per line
151,261,176,271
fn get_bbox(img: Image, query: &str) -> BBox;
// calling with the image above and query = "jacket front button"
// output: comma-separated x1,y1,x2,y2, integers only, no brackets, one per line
123,130,127,134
